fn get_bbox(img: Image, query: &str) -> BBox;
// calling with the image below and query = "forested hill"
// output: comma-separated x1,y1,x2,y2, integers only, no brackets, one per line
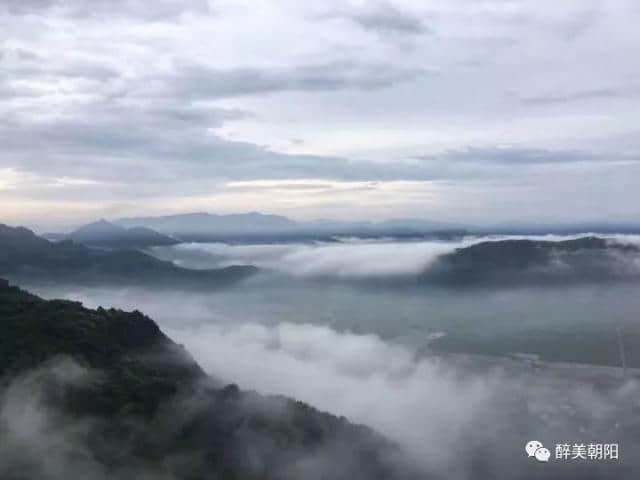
423,236,640,285
0,280,419,480
0,223,257,288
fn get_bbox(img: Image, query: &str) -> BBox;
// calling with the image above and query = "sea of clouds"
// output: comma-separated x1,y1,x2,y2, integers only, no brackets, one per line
149,233,640,280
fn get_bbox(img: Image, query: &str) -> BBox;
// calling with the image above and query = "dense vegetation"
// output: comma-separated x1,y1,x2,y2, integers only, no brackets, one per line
424,236,640,286
0,280,418,479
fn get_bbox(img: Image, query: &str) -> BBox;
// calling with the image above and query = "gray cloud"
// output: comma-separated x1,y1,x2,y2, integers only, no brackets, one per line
3,90,627,188
2,0,640,225
323,2,429,36
1,0,52,14
1,102,242,154
413,147,619,165
1,0,210,19
523,85,640,105
151,61,430,100
560,7,600,41
3,93,637,217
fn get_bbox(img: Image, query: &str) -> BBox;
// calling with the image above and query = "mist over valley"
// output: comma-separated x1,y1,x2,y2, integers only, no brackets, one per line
4,0,640,476
4,221,638,478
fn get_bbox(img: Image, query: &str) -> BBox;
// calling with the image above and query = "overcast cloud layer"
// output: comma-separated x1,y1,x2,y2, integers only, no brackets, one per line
2,0,640,228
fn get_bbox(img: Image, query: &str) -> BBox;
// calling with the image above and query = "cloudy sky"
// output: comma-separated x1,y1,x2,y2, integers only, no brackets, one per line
1,0,640,229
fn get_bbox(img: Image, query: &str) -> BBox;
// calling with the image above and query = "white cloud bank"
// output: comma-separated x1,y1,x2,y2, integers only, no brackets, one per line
152,233,640,279
167,320,640,478
166,239,458,277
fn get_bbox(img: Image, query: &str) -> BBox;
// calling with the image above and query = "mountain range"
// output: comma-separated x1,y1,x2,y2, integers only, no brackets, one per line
113,212,467,242
117,212,298,236
0,224,257,288
94,211,640,240
5,221,640,290
59,211,640,245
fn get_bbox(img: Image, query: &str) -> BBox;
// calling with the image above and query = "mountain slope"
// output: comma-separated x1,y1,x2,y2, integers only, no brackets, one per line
0,223,257,288
424,236,640,285
52,219,178,248
0,281,418,480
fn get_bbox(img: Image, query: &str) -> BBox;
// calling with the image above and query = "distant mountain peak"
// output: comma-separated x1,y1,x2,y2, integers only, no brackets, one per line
77,218,122,228
54,220,178,248
115,211,298,237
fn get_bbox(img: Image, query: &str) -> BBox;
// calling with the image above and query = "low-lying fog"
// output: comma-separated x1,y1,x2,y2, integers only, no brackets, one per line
27,234,640,478
148,233,637,278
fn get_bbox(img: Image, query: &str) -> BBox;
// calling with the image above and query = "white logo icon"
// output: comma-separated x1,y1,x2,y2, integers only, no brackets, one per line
535,447,551,462
525,441,549,462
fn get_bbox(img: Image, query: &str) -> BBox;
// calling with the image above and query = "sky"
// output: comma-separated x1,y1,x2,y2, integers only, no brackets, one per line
1,0,640,229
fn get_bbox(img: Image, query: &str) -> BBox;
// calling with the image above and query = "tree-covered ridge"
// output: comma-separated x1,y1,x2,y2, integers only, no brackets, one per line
0,223,258,288
0,280,418,480
0,278,204,418
425,236,640,285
